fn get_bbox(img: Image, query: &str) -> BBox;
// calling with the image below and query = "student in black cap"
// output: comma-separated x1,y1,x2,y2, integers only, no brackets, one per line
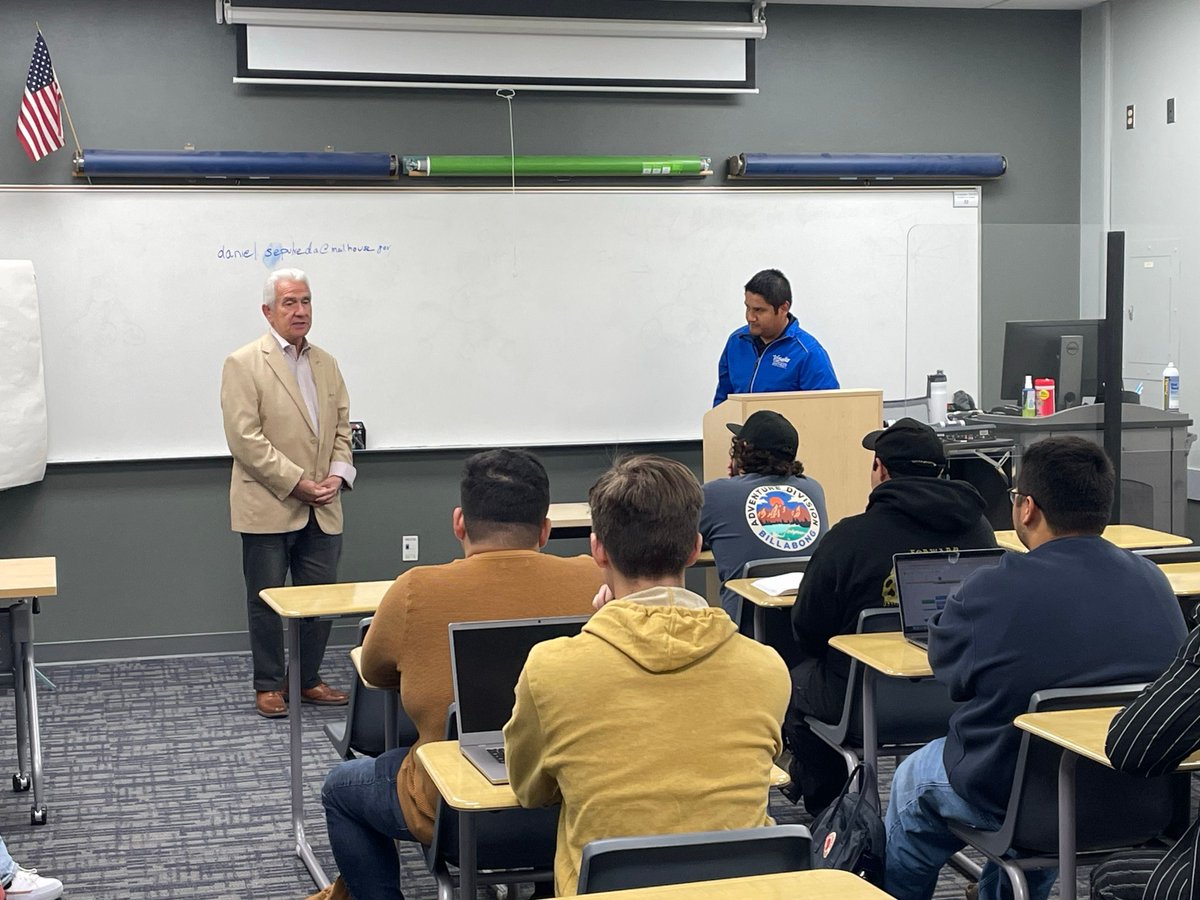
700,410,829,626
783,417,996,814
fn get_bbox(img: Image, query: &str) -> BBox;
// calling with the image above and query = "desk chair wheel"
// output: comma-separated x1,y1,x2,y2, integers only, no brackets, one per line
29,806,46,826
11,774,29,793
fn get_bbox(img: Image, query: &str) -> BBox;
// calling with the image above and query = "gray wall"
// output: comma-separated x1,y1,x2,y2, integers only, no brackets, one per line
0,1,1083,659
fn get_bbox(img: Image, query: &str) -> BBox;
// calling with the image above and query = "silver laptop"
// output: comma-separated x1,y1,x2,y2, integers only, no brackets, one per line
449,615,589,784
893,549,1006,649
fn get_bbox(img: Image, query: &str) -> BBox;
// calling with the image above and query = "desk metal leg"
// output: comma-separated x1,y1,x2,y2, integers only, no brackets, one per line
288,619,330,888
10,601,45,824
1057,751,1079,900
384,691,398,753
10,608,30,794
753,606,767,644
459,809,477,900
862,669,878,775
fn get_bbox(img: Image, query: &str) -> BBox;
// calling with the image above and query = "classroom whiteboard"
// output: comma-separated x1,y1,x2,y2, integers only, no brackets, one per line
0,186,980,462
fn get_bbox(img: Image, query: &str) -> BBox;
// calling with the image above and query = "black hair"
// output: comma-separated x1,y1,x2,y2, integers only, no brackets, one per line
1016,436,1114,534
460,448,550,545
743,269,792,310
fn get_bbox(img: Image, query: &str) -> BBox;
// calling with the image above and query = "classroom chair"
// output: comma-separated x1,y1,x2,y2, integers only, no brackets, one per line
575,824,811,894
423,704,558,900
947,684,1190,900
325,617,418,759
805,608,961,782
735,556,810,668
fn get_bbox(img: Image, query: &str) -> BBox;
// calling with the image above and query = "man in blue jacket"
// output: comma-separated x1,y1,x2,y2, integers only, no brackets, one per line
712,269,839,406
884,437,1187,900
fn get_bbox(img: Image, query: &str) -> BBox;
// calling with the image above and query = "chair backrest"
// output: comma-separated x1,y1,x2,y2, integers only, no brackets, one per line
737,557,811,665
425,704,559,873
576,825,811,894
346,617,419,755
825,608,960,748
1133,546,1200,565
1002,684,1190,854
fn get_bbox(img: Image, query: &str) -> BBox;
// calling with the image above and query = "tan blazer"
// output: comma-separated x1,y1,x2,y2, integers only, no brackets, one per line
220,332,353,535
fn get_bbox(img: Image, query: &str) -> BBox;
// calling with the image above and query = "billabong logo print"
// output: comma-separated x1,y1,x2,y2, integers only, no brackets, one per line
771,354,791,369
744,485,820,552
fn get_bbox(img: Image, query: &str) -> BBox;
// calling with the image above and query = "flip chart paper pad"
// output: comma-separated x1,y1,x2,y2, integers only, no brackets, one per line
0,261,48,488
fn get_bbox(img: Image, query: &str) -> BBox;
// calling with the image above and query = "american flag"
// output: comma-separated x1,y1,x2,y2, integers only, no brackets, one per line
16,31,63,162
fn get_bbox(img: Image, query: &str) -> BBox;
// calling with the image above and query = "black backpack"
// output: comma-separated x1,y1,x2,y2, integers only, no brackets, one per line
808,762,887,885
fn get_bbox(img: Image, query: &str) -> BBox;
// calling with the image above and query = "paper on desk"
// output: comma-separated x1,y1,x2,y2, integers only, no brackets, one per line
751,572,804,596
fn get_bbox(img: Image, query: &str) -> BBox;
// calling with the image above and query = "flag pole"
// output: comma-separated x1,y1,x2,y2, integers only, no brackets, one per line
34,22,82,157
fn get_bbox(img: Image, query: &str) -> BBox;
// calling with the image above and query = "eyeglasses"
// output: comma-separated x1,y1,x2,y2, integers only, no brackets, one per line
1008,487,1035,505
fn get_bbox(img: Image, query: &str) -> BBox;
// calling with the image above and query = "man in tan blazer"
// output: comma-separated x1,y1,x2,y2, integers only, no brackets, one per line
221,268,356,718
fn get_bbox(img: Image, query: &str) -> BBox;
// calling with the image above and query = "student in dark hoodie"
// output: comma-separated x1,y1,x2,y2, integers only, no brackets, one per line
783,417,996,814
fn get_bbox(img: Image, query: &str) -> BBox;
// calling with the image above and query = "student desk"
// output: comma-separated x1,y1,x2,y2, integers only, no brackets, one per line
579,868,893,898
546,504,715,566
259,580,394,888
0,557,56,825
827,633,933,772
723,578,795,642
1014,706,1200,900
416,740,791,900
547,502,592,539
994,525,1191,552
1161,562,1200,596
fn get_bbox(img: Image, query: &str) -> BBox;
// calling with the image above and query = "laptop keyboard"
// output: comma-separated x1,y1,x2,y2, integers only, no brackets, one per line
487,747,506,764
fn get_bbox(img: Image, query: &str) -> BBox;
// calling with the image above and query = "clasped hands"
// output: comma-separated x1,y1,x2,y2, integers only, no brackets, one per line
290,475,343,507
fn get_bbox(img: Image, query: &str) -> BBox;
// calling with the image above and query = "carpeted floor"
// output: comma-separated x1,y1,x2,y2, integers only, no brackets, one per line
0,652,1113,898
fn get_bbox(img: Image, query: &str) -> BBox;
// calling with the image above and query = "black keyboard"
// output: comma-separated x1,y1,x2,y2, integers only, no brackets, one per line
487,747,506,764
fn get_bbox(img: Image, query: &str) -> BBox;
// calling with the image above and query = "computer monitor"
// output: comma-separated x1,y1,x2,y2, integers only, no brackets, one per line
1000,319,1107,410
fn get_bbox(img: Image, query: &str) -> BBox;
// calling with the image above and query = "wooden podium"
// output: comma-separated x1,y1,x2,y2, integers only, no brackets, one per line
703,389,883,527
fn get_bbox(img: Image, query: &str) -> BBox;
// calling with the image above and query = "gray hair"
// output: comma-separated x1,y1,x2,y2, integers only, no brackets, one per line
263,268,310,308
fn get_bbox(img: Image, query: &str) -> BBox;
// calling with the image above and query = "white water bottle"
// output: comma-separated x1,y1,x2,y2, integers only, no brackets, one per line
927,370,949,424
1163,362,1180,411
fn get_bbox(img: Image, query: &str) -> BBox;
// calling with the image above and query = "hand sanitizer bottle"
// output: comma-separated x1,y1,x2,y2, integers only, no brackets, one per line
1163,363,1180,411
1021,375,1036,417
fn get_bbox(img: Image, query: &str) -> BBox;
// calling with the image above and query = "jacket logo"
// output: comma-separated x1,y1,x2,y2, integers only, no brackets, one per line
771,354,791,369
744,485,820,552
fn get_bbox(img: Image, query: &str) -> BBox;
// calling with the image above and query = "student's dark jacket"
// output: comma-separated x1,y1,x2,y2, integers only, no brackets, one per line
791,476,996,683
929,536,1187,818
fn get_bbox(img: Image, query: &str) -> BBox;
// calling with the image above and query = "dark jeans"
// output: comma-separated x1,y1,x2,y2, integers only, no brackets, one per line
322,749,416,900
241,509,341,692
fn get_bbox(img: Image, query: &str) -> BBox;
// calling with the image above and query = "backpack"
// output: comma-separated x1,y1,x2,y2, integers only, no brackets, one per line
808,762,887,885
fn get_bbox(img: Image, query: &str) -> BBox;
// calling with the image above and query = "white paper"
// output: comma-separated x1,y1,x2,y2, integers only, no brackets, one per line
751,571,804,597
0,261,48,490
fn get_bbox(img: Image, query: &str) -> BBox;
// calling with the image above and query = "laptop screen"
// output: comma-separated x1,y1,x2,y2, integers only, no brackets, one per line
894,550,1006,636
450,616,589,735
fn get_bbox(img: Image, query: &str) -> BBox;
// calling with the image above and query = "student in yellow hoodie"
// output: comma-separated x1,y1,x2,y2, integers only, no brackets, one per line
504,455,792,897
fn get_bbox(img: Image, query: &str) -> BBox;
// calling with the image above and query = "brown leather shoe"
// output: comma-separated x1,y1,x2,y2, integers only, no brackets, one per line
255,690,287,718
299,682,349,706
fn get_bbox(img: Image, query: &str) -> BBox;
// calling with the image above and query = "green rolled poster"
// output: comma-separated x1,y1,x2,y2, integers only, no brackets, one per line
403,155,712,177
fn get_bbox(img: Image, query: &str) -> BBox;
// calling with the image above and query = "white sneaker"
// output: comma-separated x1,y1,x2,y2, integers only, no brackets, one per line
5,865,63,900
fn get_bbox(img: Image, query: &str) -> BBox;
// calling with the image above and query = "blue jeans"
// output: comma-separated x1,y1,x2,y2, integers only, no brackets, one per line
0,833,14,884
885,739,1058,900
322,749,418,900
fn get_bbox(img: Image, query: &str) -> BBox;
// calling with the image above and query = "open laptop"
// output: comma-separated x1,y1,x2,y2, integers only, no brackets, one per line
449,615,589,784
893,549,1006,649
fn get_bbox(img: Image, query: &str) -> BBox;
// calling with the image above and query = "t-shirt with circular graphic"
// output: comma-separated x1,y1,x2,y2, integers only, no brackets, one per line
700,472,828,621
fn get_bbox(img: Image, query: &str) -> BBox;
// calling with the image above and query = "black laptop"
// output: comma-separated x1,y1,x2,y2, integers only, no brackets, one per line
449,615,588,784
893,549,1006,649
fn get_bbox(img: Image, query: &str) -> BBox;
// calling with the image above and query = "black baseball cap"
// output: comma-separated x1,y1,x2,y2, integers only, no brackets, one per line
861,417,946,477
727,411,799,458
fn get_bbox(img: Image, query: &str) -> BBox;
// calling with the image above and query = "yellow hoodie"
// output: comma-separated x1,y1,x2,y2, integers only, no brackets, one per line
503,586,791,896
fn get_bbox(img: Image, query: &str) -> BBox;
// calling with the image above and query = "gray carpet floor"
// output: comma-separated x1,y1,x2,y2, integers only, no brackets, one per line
0,652,1121,898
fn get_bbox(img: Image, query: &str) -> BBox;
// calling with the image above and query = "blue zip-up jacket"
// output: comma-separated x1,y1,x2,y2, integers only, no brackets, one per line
713,316,840,406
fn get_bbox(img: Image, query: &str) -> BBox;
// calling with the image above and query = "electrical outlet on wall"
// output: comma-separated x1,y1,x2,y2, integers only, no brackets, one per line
1126,104,1135,129
402,535,419,561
